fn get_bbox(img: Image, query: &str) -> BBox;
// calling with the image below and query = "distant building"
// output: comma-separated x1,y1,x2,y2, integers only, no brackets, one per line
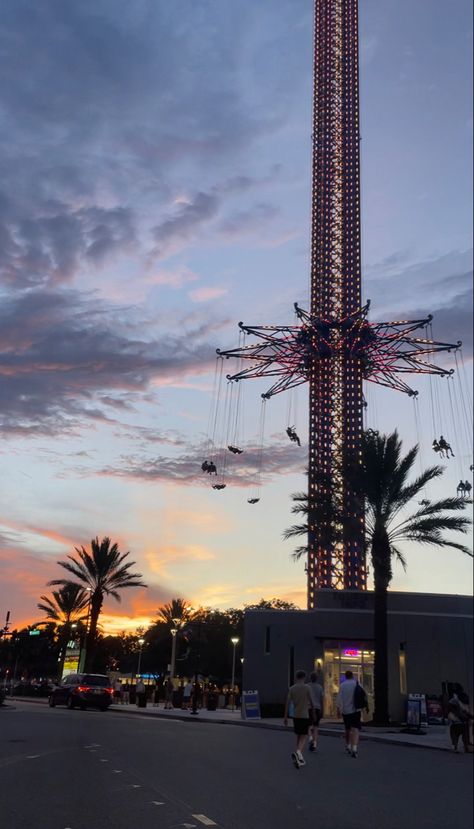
243,590,473,721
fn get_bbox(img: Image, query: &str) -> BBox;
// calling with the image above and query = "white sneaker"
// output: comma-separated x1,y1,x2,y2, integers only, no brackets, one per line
297,751,306,766
291,752,301,768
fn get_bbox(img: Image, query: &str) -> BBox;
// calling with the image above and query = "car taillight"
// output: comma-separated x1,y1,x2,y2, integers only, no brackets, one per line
77,685,90,693
106,687,114,695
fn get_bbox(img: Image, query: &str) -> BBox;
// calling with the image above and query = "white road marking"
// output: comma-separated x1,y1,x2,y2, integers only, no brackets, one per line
27,755,41,759
192,816,217,826
182,824,197,828
112,769,122,773
84,744,100,748
129,784,141,788
151,801,165,805
99,759,109,762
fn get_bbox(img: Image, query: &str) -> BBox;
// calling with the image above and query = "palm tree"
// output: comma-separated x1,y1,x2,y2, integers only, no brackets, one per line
49,536,146,669
37,584,89,677
284,430,472,724
154,598,193,628
37,583,89,626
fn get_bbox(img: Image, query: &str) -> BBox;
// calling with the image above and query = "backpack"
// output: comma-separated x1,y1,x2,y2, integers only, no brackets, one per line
353,682,368,710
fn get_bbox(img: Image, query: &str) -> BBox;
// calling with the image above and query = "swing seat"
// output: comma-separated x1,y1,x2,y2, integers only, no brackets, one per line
227,445,243,454
247,498,260,504
212,484,226,490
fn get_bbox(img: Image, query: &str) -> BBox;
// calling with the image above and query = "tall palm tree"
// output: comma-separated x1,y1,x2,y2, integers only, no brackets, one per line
49,536,146,669
155,598,193,627
284,430,472,724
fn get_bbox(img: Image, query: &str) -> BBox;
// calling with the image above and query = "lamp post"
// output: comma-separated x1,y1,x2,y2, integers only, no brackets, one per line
136,637,145,677
190,615,202,716
79,587,93,672
169,616,182,680
230,637,240,712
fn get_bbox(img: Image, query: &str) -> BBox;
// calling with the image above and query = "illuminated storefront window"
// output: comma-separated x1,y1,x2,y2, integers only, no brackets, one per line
320,641,374,720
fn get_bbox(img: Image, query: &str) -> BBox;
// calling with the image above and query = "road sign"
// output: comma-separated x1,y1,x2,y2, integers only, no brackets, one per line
29,630,40,636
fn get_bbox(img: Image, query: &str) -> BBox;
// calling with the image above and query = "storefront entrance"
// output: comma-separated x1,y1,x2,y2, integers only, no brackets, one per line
321,642,374,720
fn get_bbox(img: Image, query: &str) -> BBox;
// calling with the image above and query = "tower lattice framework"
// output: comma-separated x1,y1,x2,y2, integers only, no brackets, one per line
216,0,461,608
308,0,364,597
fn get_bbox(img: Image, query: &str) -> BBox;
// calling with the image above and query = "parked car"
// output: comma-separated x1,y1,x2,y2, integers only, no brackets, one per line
49,674,113,711
13,680,53,698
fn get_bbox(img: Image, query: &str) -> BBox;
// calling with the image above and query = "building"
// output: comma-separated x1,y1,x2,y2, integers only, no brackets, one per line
243,590,473,721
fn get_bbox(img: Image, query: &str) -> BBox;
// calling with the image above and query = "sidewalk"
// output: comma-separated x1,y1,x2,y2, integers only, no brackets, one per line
10,696,470,754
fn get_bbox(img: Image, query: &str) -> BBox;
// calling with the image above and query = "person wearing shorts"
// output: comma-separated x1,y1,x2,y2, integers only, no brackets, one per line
284,669,313,768
336,670,366,758
308,672,324,751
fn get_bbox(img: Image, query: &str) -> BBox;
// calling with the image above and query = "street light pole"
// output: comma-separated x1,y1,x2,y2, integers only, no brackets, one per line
190,616,202,716
136,638,145,677
79,587,93,673
169,624,179,680
231,637,240,712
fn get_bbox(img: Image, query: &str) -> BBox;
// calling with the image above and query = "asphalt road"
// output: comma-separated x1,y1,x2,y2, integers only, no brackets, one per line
0,701,472,829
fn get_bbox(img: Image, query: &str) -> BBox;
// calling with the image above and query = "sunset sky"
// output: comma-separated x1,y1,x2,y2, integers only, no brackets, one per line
0,0,472,635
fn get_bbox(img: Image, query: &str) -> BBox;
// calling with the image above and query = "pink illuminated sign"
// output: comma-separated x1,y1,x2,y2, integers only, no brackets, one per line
343,648,361,657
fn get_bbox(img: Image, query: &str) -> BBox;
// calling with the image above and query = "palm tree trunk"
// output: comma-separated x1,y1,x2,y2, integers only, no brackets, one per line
373,574,390,724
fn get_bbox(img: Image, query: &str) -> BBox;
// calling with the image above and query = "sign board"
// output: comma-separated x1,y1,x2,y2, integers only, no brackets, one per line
29,630,40,636
62,647,81,678
241,690,261,720
406,693,429,730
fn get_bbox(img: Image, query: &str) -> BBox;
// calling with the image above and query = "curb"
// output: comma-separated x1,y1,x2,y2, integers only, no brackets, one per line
8,697,462,753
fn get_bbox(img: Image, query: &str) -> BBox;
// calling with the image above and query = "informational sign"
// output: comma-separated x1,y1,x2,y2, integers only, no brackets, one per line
62,647,80,678
406,693,429,730
241,690,261,720
406,697,421,729
29,629,40,636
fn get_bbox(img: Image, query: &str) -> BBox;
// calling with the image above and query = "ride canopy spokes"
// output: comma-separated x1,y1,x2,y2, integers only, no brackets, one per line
216,302,461,400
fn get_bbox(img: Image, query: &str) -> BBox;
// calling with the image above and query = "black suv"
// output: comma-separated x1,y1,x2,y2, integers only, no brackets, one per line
49,674,113,711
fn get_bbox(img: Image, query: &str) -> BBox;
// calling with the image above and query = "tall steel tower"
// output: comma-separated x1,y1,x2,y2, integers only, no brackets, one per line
216,0,460,608
307,0,364,598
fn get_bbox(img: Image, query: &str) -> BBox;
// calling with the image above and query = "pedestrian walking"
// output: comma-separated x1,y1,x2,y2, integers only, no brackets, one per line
448,689,472,752
284,669,313,769
113,679,122,705
164,677,174,709
182,679,193,709
336,670,369,759
136,677,146,708
122,680,130,705
307,672,324,752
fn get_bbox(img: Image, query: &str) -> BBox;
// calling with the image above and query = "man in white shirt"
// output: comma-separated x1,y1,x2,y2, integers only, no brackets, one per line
336,670,368,758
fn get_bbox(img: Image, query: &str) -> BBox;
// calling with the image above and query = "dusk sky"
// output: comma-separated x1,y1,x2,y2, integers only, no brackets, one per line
0,0,472,634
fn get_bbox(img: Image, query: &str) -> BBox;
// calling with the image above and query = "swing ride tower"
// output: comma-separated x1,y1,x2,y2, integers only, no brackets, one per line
306,0,364,597
215,0,462,608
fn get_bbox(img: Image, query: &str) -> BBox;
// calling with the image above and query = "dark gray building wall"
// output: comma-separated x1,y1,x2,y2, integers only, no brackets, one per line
242,591,473,721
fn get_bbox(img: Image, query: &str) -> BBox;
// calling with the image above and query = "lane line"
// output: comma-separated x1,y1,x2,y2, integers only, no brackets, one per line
112,769,123,773
150,801,165,805
192,816,217,826
27,755,41,759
